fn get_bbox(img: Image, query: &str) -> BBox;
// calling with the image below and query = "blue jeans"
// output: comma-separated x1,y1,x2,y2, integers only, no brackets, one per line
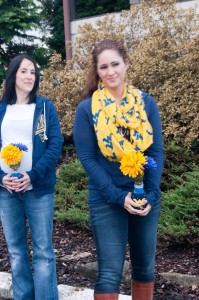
0,189,59,300
89,201,161,293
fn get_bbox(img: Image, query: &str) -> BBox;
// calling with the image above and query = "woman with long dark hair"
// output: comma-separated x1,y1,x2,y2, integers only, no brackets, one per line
0,54,63,300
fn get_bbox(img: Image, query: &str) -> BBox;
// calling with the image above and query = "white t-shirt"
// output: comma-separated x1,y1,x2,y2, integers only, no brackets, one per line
0,104,36,190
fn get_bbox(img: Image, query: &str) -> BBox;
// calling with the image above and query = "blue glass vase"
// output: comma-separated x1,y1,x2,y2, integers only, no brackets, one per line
132,177,146,210
11,170,23,179
133,181,145,200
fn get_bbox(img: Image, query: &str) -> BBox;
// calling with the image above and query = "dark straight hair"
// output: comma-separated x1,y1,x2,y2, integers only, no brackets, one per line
1,54,40,104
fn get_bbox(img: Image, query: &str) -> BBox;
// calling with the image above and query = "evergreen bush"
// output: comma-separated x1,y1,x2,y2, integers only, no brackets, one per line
161,141,197,192
54,158,89,227
54,142,199,243
159,166,199,242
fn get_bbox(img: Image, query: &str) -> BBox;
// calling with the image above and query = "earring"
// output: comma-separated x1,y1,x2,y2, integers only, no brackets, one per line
125,76,131,86
98,79,102,91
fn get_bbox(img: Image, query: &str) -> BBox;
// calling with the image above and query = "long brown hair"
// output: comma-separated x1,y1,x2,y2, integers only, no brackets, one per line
81,39,128,100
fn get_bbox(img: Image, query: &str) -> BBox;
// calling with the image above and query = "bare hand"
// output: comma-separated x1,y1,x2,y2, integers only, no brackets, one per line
124,192,151,216
2,174,16,193
11,172,31,192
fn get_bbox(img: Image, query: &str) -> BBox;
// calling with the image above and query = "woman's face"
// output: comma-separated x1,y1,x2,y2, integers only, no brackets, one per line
15,58,36,94
97,49,128,91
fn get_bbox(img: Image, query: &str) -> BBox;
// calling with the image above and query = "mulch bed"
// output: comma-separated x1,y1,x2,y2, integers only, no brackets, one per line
0,221,198,300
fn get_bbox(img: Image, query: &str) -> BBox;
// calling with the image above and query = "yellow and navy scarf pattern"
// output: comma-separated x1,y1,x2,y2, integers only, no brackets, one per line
92,82,153,161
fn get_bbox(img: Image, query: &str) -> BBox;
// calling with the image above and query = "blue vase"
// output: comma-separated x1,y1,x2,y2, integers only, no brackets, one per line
132,179,147,210
11,171,23,179
133,181,145,200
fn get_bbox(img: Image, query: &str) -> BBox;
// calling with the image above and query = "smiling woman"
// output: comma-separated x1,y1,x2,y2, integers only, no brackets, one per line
0,54,63,299
73,39,164,300
96,49,128,105
15,58,36,102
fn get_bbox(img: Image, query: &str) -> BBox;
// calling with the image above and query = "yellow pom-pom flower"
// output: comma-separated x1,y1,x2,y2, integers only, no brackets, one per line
120,151,146,178
0,144,24,170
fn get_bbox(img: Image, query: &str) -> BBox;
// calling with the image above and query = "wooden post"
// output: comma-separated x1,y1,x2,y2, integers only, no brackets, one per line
63,0,72,60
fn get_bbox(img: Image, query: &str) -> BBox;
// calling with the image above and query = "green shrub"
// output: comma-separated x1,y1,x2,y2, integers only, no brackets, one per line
161,141,196,192
54,143,199,243
54,158,89,227
159,166,199,242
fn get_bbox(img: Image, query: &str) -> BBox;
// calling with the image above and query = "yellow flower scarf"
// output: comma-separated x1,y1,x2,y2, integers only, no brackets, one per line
92,82,153,161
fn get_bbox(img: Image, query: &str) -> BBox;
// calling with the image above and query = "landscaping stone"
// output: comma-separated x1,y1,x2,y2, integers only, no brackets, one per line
0,272,130,300
0,272,13,300
74,260,131,283
1,271,199,300
58,284,130,300
59,251,91,261
160,272,199,288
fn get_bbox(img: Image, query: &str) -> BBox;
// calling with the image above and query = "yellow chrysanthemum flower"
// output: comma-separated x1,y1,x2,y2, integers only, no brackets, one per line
0,145,23,170
120,151,146,178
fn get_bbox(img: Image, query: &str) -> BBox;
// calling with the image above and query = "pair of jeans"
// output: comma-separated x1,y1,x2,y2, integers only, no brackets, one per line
0,188,59,300
89,200,161,293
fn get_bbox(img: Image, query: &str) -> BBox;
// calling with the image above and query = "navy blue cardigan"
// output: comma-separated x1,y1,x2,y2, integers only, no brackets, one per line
73,92,164,208
0,96,64,196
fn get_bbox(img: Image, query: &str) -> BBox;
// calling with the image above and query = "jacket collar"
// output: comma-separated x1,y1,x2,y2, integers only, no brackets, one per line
35,96,47,109
0,101,7,113
0,96,48,111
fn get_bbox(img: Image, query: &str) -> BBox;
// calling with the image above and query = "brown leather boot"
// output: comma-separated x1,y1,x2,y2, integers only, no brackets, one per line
94,293,119,300
131,280,154,300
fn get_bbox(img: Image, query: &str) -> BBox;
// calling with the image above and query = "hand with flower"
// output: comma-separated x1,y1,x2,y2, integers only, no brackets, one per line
0,143,30,193
1,143,28,173
120,151,157,215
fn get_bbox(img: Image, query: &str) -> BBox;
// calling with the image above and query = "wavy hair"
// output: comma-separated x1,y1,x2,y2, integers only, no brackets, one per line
81,39,128,100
